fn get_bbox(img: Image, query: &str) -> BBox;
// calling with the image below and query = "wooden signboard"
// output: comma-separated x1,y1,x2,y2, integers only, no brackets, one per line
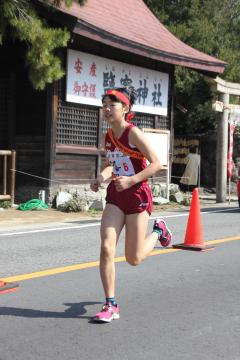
142,128,170,199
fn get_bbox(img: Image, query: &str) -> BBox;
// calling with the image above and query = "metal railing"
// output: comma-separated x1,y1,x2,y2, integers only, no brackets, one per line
0,150,16,205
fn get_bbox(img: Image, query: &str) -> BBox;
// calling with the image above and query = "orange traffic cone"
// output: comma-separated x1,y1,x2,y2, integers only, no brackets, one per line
173,188,214,251
0,280,19,294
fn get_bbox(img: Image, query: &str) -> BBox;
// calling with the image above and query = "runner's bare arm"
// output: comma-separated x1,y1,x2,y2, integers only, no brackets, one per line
128,127,162,184
99,133,113,181
90,134,113,191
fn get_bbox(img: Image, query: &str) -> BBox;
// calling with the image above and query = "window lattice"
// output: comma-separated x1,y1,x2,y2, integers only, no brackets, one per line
156,115,169,129
133,113,169,129
133,113,155,128
101,120,110,135
56,98,99,147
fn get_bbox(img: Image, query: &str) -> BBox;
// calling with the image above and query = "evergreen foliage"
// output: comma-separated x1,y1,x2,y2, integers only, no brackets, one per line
144,0,240,134
0,0,86,90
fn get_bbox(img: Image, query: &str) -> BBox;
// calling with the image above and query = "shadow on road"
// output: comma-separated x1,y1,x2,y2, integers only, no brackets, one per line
0,301,101,320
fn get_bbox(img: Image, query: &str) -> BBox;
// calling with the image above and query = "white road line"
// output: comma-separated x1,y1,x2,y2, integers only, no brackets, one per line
0,222,101,236
0,207,238,237
152,207,239,219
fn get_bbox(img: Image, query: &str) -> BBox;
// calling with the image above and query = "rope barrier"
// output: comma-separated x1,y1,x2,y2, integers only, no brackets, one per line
9,169,192,207
10,168,189,184
9,169,91,185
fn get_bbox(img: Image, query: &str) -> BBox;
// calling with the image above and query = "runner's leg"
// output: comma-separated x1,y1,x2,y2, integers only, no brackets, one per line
125,211,158,266
100,203,125,298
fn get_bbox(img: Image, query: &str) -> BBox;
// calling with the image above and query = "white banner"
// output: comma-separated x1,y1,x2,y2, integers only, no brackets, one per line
66,49,169,116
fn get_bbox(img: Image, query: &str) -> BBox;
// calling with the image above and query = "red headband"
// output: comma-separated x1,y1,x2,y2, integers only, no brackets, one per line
105,89,130,107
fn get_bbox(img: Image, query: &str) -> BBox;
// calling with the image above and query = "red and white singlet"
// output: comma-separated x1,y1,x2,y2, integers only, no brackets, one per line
105,124,152,215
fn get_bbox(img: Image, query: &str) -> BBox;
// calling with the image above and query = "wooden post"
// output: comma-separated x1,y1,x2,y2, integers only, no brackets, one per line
169,91,175,183
45,81,58,191
3,155,7,195
0,150,15,204
97,108,103,176
10,150,16,205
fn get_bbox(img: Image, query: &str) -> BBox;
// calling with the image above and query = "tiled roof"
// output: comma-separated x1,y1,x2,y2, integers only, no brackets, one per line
56,0,226,74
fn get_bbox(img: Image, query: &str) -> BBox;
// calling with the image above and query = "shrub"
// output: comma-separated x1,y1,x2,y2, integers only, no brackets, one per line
57,192,89,212
0,201,12,209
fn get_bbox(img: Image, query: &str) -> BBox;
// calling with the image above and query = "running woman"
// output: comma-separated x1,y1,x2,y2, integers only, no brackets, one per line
91,87,172,322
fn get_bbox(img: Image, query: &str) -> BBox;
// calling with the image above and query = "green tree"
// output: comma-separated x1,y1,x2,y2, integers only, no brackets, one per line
144,0,240,134
0,0,86,90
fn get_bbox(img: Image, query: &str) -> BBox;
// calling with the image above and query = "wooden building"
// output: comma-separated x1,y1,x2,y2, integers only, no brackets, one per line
0,0,226,202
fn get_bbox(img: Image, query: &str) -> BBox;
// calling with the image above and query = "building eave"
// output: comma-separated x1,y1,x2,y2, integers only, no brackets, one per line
72,19,226,76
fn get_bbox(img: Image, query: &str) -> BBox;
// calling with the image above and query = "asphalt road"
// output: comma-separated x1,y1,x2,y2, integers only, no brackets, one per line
0,206,240,360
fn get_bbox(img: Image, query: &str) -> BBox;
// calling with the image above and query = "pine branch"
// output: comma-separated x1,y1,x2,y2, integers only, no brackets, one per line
0,0,85,89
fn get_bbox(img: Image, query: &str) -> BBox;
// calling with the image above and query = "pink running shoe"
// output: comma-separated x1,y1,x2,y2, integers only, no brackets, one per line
93,302,120,323
153,218,172,247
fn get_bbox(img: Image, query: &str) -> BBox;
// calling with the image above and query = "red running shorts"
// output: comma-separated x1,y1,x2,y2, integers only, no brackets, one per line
106,180,153,215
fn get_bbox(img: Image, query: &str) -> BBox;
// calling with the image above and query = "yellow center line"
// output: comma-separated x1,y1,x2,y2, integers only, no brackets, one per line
2,235,240,283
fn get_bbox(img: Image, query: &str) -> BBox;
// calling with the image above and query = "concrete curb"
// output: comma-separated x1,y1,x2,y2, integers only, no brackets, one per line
0,196,239,232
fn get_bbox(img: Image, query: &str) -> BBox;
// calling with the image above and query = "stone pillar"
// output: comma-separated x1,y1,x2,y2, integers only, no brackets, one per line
216,93,229,202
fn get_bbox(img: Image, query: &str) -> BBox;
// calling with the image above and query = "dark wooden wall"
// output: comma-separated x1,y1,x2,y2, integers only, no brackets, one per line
55,153,97,184
0,42,47,197
0,37,173,201
0,74,10,149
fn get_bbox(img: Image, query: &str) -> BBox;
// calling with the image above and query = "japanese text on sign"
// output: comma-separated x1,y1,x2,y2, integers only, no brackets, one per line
66,49,169,116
